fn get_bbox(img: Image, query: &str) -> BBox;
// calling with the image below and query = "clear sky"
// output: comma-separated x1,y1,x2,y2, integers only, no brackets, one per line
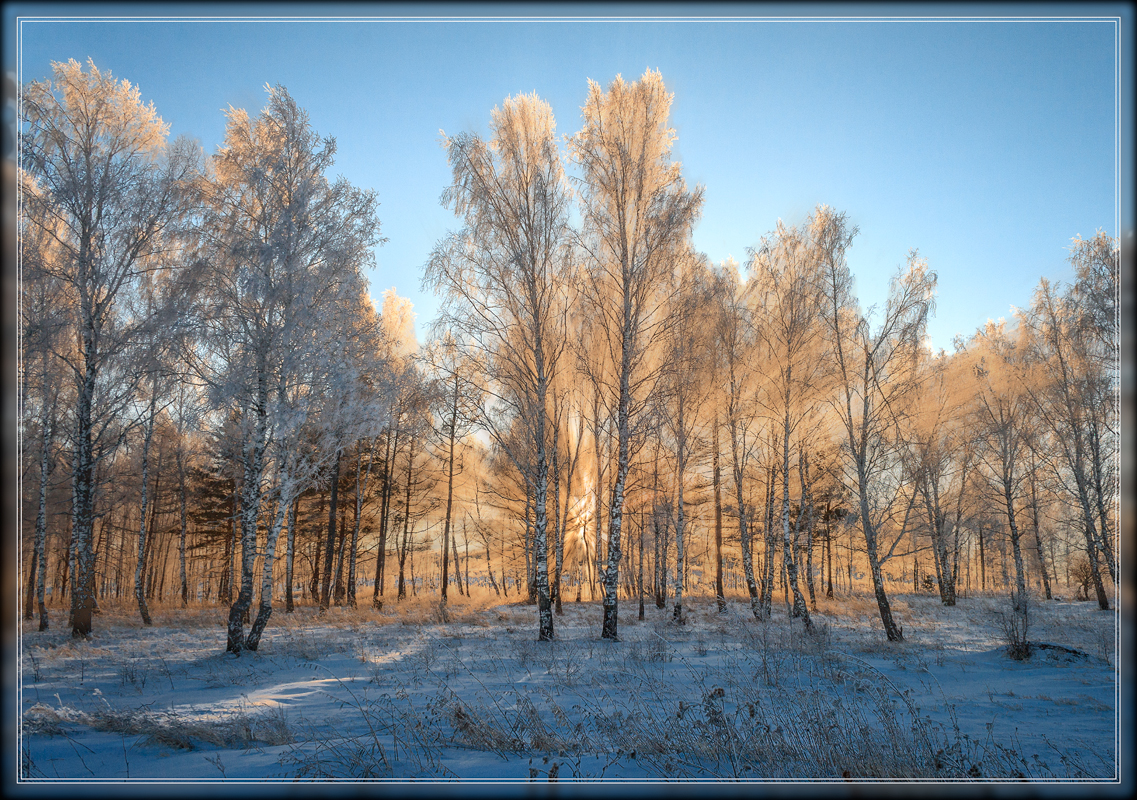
7,3,1132,350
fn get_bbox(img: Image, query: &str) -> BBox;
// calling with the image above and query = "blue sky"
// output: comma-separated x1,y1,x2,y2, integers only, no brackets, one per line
7,3,1131,350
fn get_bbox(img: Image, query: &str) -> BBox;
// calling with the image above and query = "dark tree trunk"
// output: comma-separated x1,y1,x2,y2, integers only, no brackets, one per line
310,491,324,601
285,494,299,612
24,547,38,621
638,507,645,621
825,502,834,599
333,491,347,605
319,449,342,612
374,424,396,608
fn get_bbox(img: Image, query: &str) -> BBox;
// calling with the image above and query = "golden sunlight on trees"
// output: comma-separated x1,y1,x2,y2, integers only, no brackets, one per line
20,59,199,638
570,69,704,640
18,63,1117,667
427,92,575,641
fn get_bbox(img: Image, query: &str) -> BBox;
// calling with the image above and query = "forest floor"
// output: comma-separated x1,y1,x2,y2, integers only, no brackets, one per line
15,589,1127,787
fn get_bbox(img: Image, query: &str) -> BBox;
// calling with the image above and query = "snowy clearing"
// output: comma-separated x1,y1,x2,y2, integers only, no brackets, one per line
17,592,1121,785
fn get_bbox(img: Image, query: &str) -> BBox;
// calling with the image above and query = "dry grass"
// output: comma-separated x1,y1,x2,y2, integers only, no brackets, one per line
23,699,294,751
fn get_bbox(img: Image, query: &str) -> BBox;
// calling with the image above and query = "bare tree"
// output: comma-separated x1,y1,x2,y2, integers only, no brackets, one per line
897,348,970,606
426,92,575,641
20,59,199,637
197,85,381,652
1023,277,1113,610
815,206,934,642
711,259,763,617
749,218,832,633
370,290,419,610
569,69,703,640
18,175,70,631
659,253,714,623
422,332,480,611
967,321,1034,614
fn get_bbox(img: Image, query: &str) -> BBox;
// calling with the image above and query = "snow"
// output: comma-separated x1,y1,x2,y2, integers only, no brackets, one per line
16,592,1123,785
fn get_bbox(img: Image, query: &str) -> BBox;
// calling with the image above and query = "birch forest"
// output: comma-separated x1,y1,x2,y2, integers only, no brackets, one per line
17,60,1119,646
14,52,1125,783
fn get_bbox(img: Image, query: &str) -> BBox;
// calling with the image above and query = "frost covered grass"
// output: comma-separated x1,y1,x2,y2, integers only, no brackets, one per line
18,592,1119,782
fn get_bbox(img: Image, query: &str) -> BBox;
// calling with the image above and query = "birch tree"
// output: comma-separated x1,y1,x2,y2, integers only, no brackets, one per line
659,252,714,623
967,321,1033,614
19,59,199,637
1024,277,1113,610
19,174,70,631
815,206,934,642
570,69,703,640
371,290,419,609
711,259,763,617
897,349,969,606
426,92,575,641
749,218,830,632
422,332,480,611
197,85,381,652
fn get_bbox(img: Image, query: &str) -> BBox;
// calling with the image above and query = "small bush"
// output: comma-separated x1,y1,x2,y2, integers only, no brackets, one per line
1070,558,1095,601
997,590,1031,660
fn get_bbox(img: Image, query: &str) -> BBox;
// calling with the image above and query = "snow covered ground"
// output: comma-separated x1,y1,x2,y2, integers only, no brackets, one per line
15,591,1125,786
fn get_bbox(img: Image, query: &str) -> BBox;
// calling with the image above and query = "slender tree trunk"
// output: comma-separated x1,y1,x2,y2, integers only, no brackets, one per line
523,491,534,602
177,443,189,608
440,383,458,606
672,394,687,624
1087,417,1117,585
70,350,98,638
156,507,172,603
638,507,645,620
24,546,38,621
34,389,54,630
933,479,956,605
333,493,348,605
858,480,903,641
825,502,834,599
485,536,500,596
285,494,299,612
653,501,664,609
552,422,565,615
532,358,554,641
374,423,396,607
348,438,375,609
397,433,415,601
1075,479,1110,609
501,531,509,597
63,524,74,611
1029,461,1053,600
800,448,817,610
320,449,342,613
309,492,324,600
134,388,158,627
713,416,726,612
921,474,955,606
591,388,604,603
67,508,77,630
727,385,761,618
221,490,235,606
978,521,986,592
761,460,778,615
600,363,630,642
462,519,470,596
1060,409,1110,608
451,518,464,596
